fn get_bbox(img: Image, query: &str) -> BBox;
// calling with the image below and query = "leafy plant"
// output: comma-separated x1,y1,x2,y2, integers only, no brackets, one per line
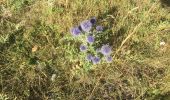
69,17,113,72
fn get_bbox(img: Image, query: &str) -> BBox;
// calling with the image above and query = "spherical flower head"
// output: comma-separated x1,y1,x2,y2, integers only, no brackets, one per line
78,25,82,31
101,45,112,56
92,56,100,64
90,17,96,25
86,54,93,61
80,20,92,32
87,36,94,43
96,26,103,31
70,27,81,36
106,56,112,63
80,44,87,52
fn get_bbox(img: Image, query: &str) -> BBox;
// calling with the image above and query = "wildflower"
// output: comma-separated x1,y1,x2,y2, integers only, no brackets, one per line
96,26,103,31
78,25,82,31
80,44,87,52
100,45,112,56
106,56,112,63
87,35,94,43
70,27,81,36
80,20,92,32
160,41,165,46
92,56,100,64
86,54,93,61
90,17,96,25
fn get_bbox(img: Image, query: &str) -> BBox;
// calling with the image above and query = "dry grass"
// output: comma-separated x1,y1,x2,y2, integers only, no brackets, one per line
0,0,170,99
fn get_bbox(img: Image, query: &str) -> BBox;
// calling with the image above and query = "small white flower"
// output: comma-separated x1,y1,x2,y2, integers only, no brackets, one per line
51,74,56,82
160,41,165,46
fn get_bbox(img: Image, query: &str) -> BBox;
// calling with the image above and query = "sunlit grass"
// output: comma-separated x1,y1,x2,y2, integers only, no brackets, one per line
0,0,170,99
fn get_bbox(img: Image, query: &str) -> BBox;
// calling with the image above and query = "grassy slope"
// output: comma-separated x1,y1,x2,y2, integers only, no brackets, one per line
0,0,170,99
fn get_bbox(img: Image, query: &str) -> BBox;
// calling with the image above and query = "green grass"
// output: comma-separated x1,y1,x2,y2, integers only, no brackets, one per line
0,0,170,99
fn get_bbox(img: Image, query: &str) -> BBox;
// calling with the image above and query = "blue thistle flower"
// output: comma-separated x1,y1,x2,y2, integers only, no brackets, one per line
80,44,87,52
87,35,94,43
96,26,103,31
80,20,92,32
86,54,93,61
78,25,82,31
100,45,112,56
106,56,112,63
90,17,96,25
70,27,81,36
92,56,100,64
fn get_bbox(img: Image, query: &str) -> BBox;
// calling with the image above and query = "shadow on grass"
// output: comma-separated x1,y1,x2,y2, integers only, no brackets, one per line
0,29,23,52
94,6,127,52
153,92,170,100
160,0,170,7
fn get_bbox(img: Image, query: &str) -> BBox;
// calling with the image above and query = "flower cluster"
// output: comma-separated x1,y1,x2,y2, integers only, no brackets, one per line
70,17,112,65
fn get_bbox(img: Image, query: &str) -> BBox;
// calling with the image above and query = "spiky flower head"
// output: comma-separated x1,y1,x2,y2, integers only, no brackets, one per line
92,56,100,64
86,54,93,61
80,44,87,52
96,26,103,31
70,27,81,36
100,45,112,56
80,20,92,32
106,56,112,63
87,35,94,43
90,17,96,25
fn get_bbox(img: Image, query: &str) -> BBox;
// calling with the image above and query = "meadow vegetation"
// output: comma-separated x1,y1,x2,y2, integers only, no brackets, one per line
0,0,170,99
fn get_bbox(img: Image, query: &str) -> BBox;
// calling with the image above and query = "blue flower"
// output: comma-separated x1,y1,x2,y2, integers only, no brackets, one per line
78,25,82,31
106,56,112,63
92,56,100,64
86,54,93,61
100,45,112,56
87,36,94,43
80,20,92,32
70,27,81,36
96,26,103,31
90,17,96,25
80,44,87,52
